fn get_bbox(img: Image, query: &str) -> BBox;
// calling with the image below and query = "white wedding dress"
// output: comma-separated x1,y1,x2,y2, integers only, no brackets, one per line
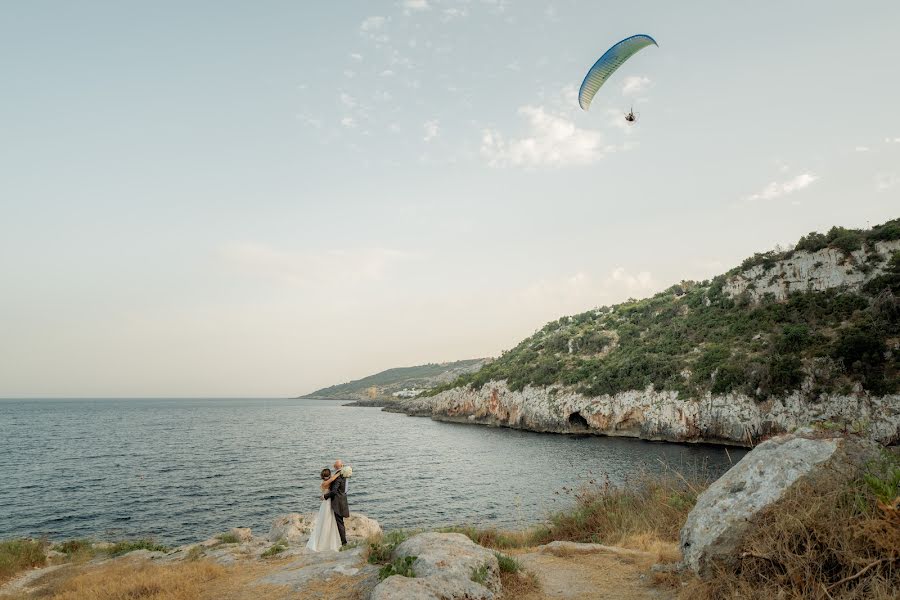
306,497,341,552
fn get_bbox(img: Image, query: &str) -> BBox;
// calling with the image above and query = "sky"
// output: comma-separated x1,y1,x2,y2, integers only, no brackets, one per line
1,1,899,398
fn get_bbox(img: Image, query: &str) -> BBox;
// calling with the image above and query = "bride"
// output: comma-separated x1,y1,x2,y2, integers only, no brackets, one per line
306,468,342,552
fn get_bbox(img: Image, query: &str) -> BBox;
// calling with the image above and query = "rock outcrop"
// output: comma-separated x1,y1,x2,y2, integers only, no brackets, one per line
268,512,382,543
679,433,878,576
723,240,900,302
371,532,500,600
397,381,899,446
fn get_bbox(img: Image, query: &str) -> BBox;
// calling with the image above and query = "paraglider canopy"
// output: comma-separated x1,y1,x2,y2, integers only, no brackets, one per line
578,34,658,111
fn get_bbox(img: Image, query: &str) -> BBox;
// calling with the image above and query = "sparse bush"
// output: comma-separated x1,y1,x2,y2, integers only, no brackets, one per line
378,555,416,580
216,532,240,544
494,552,521,573
104,539,167,557
261,539,288,558
367,530,413,564
470,563,489,585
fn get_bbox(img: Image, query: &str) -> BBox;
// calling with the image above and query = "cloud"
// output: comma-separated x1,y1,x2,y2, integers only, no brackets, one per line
222,243,412,288
359,16,389,44
854,146,870,152
520,267,658,316
481,106,605,167
884,137,900,144
875,172,898,191
745,172,819,201
621,76,651,96
339,92,357,108
441,7,469,20
402,0,429,11
423,120,439,142
340,116,356,128
349,53,363,61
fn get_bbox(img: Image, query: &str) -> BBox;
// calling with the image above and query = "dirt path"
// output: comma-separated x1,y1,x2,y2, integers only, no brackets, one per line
512,542,674,600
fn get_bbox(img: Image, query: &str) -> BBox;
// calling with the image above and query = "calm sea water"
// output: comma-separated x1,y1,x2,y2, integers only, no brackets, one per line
0,398,746,545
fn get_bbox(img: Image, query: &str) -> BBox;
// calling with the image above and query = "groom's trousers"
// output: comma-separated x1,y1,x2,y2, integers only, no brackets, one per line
334,514,347,545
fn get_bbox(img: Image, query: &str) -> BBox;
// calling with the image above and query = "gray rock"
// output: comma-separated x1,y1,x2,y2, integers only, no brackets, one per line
371,574,494,600
370,532,499,599
680,433,878,576
268,512,382,543
230,527,252,542
253,546,377,591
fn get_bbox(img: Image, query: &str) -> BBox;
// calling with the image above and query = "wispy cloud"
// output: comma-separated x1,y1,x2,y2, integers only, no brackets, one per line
222,243,413,288
621,75,651,96
340,116,356,128
401,0,429,12
854,146,870,152
359,16,389,44
481,106,605,167
875,172,898,191
423,119,439,142
745,172,819,201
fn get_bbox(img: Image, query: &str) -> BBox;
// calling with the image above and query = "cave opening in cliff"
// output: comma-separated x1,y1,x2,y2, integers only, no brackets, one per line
567,411,589,429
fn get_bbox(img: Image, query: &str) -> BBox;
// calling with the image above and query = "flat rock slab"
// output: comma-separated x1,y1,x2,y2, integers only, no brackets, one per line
371,533,499,600
371,573,495,600
253,546,373,591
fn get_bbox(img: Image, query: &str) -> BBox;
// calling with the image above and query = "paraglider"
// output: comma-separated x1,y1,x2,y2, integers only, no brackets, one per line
578,34,657,123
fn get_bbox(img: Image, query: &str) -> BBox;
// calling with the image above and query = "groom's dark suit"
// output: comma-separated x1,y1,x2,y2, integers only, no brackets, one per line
324,475,349,545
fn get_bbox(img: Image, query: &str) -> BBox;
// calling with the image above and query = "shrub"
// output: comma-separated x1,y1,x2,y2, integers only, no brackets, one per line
367,530,413,564
261,539,287,558
216,532,240,544
470,563,489,585
104,539,167,557
494,552,521,574
378,556,416,580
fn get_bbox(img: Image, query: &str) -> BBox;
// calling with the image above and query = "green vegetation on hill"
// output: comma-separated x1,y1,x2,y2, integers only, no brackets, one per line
430,219,900,401
302,359,486,400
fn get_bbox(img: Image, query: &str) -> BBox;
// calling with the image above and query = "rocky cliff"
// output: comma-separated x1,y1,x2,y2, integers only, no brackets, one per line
397,219,900,447
395,380,899,446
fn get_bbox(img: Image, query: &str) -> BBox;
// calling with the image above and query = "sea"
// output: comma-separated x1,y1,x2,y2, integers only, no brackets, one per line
0,398,746,545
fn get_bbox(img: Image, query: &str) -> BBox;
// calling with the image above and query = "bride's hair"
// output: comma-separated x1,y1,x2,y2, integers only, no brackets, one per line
320,468,331,480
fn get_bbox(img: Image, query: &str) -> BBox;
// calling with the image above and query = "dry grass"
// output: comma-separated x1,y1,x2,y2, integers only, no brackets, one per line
532,472,706,549
0,540,47,585
678,455,900,600
30,560,227,600
499,570,540,599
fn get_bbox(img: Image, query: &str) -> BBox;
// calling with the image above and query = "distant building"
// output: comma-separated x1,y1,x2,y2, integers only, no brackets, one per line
392,388,424,398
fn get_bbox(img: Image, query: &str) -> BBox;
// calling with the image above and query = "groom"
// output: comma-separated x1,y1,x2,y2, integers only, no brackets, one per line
323,458,350,546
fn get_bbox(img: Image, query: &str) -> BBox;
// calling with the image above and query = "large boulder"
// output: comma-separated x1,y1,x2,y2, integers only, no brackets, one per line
680,433,878,576
371,532,499,600
269,513,313,543
268,513,382,543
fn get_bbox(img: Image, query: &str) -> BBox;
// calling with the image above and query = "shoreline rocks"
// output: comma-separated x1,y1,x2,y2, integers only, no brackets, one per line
395,380,899,447
679,433,879,576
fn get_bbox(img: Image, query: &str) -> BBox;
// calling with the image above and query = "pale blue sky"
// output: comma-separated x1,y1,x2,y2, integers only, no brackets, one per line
2,1,898,397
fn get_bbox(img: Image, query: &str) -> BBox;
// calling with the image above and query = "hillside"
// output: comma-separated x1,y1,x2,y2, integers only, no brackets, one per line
406,218,900,446
301,359,487,401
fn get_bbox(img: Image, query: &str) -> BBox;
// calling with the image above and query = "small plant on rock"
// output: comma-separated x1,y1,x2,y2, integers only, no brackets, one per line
470,563,490,585
261,539,288,558
378,555,416,580
216,532,240,544
494,552,521,573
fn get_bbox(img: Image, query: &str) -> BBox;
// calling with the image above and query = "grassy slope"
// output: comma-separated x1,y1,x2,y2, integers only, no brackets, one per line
301,359,486,399
430,218,900,401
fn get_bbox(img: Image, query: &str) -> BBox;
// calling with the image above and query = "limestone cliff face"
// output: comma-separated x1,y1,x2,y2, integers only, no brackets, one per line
723,240,900,302
397,380,899,447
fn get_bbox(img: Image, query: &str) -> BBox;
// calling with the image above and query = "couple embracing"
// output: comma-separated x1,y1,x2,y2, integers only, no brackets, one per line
306,458,352,552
